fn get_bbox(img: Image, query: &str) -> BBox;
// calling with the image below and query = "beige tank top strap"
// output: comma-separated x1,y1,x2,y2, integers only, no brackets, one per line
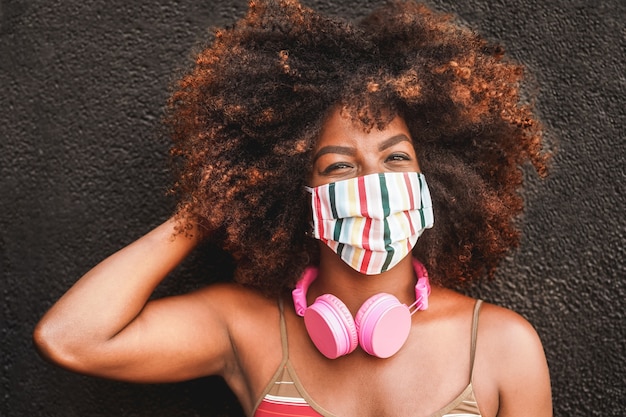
278,298,290,361
469,299,483,382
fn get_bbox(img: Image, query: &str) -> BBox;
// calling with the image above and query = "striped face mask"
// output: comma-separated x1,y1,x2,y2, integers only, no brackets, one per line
306,171,434,275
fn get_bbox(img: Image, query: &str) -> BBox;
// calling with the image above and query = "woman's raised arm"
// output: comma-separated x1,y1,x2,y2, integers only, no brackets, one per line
33,217,236,382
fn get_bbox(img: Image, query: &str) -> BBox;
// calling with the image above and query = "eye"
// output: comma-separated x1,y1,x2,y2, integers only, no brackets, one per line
386,152,411,162
321,162,354,175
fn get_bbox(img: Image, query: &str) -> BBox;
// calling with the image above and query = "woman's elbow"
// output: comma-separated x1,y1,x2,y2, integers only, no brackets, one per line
32,317,84,372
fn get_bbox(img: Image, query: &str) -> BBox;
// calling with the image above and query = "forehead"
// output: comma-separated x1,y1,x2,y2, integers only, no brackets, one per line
315,107,411,149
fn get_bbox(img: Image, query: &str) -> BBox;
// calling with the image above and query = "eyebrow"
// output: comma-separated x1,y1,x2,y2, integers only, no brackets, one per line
313,134,412,162
378,134,411,151
312,145,356,162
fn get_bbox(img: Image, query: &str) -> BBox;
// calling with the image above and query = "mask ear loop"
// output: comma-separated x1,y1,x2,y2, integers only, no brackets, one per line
304,186,315,236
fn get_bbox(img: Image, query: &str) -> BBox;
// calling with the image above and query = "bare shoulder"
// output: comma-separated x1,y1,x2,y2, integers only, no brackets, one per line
477,302,545,356
192,281,283,346
473,302,553,417
193,281,277,309
171,282,282,373
192,282,280,328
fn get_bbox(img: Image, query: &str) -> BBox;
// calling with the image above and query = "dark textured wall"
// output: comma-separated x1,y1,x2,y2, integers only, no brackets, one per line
1,0,624,416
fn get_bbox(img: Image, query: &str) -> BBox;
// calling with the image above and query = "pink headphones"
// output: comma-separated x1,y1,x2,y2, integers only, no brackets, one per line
292,258,430,359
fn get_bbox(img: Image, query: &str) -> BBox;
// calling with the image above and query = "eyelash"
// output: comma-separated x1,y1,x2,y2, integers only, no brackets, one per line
322,153,411,174
386,153,411,162
322,162,353,174
321,153,411,174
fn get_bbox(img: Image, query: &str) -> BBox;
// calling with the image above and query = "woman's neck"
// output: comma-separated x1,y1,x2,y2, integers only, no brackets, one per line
309,245,418,315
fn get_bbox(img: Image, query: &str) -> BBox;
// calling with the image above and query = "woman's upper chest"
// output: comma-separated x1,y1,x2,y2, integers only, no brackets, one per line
278,303,479,417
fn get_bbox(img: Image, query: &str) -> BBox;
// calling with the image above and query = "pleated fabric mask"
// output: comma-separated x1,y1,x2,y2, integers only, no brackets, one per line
306,172,434,275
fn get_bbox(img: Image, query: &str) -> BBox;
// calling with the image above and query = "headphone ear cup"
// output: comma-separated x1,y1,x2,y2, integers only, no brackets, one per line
355,293,412,358
303,294,358,359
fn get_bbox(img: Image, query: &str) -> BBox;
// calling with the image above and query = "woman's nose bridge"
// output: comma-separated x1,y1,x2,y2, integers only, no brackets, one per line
358,150,386,176
360,164,381,176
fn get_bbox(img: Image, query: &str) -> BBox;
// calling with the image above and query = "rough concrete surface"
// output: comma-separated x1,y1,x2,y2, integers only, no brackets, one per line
1,0,624,416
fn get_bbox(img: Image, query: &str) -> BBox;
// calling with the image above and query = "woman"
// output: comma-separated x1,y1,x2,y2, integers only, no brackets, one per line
33,1,552,416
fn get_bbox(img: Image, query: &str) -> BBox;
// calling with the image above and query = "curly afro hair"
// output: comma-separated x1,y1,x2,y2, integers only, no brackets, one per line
165,0,549,296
